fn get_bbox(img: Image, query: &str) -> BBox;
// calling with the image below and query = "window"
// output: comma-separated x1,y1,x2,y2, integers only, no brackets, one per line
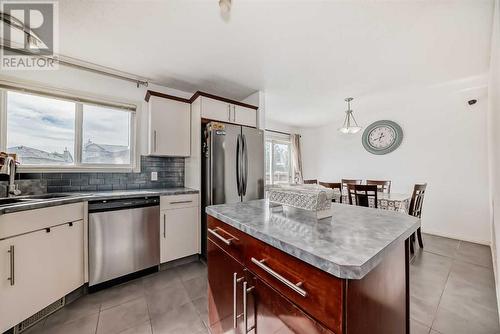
2,88,136,170
265,132,292,185
7,91,75,165
82,104,131,164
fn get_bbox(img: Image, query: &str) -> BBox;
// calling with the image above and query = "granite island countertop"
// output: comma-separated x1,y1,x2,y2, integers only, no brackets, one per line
0,187,198,215
206,199,420,280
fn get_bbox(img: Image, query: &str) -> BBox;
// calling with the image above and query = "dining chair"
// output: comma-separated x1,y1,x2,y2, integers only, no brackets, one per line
303,179,318,184
408,183,427,253
347,184,378,208
319,182,342,203
341,179,363,203
366,180,392,193
341,179,363,186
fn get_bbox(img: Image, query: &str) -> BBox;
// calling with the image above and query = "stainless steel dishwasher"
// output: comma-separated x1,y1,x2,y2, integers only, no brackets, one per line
88,197,160,288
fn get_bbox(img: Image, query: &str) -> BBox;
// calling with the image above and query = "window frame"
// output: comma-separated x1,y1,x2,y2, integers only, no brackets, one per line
265,131,293,185
0,82,139,173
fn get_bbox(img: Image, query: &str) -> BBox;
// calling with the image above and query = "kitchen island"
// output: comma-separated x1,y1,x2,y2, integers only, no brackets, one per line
206,199,420,334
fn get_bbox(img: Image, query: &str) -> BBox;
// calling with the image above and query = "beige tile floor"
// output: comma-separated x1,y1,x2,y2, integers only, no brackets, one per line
24,233,498,334
410,234,499,334
24,261,208,334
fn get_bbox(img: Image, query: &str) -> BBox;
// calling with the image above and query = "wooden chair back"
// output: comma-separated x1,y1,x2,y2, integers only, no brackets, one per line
347,184,378,208
319,182,342,203
409,184,427,218
303,179,318,184
366,180,392,193
341,179,363,186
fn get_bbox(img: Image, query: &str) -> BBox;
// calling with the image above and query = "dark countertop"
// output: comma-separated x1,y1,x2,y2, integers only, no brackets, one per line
206,199,420,279
0,188,198,215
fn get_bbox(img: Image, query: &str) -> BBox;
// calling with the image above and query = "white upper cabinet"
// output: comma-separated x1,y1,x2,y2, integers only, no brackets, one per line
233,104,257,127
147,93,191,157
199,96,257,127
200,97,232,123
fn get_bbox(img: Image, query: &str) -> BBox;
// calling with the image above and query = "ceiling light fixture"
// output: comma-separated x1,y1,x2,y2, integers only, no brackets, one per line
338,97,362,134
219,0,231,14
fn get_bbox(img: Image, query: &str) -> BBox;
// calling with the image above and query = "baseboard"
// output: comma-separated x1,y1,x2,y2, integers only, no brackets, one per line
159,254,200,271
423,229,491,246
492,244,500,318
490,225,500,323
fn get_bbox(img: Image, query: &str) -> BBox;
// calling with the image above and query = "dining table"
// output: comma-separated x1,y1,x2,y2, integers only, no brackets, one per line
337,191,412,213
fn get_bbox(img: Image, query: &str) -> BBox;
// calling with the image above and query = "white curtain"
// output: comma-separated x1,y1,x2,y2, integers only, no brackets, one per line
291,134,303,184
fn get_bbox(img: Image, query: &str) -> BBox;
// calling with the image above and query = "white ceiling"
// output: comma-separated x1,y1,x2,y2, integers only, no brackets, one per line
56,0,494,127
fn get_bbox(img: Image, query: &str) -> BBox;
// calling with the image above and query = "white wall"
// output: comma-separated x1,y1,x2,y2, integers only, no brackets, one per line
487,0,500,314
0,67,193,156
266,118,300,135
300,76,491,244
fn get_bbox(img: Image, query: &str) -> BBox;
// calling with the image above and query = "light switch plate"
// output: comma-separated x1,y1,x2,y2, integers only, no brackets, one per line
151,171,158,181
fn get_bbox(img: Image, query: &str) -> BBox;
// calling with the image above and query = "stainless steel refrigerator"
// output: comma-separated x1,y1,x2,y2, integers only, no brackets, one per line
201,122,264,256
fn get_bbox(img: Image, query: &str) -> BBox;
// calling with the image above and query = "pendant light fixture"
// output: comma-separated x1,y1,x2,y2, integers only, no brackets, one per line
338,97,362,134
219,0,231,14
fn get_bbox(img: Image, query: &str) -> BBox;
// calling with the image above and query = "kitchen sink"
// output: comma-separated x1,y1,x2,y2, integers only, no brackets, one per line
0,198,35,206
0,193,81,206
25,193,75,200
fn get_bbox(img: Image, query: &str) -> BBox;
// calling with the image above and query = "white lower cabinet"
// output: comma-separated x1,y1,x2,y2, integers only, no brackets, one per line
160,195,200,263
0,220,84,332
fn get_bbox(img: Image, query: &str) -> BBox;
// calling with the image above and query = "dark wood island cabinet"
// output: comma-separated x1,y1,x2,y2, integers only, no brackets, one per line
206,201,420,334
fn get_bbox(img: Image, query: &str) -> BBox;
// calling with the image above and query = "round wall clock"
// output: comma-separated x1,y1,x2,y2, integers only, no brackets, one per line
362,120,403,155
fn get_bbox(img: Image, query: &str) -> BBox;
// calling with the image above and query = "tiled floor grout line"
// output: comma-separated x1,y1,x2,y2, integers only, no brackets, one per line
427,241,460,332
177,271,210,332
94,309,101,334
142,278,154,334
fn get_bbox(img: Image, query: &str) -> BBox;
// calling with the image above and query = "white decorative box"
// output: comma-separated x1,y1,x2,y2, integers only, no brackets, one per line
267,184,334,219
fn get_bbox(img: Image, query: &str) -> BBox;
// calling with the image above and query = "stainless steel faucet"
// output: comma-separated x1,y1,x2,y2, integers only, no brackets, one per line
0,156,21,197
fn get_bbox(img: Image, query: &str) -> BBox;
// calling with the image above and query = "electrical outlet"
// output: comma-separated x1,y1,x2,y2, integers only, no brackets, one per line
151,172,158,181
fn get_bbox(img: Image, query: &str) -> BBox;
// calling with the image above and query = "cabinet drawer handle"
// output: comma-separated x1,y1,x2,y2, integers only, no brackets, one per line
233,273,244,328
169,200,193,205
208,227,235,245
243,281,255,333
7,245,14,286
251,257,307,297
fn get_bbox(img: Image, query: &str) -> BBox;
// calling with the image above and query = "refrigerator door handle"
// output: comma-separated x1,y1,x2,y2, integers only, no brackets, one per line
236,134,242,197
242,134,248,196
209,129,214,205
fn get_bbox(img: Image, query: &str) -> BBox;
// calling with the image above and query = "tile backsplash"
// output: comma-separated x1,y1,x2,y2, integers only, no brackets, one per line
0,156,184,196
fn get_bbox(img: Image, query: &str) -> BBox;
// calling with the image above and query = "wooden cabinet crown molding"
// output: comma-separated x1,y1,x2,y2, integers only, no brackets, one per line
145,90,259,110
145,90,191,103
189,91,259,110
